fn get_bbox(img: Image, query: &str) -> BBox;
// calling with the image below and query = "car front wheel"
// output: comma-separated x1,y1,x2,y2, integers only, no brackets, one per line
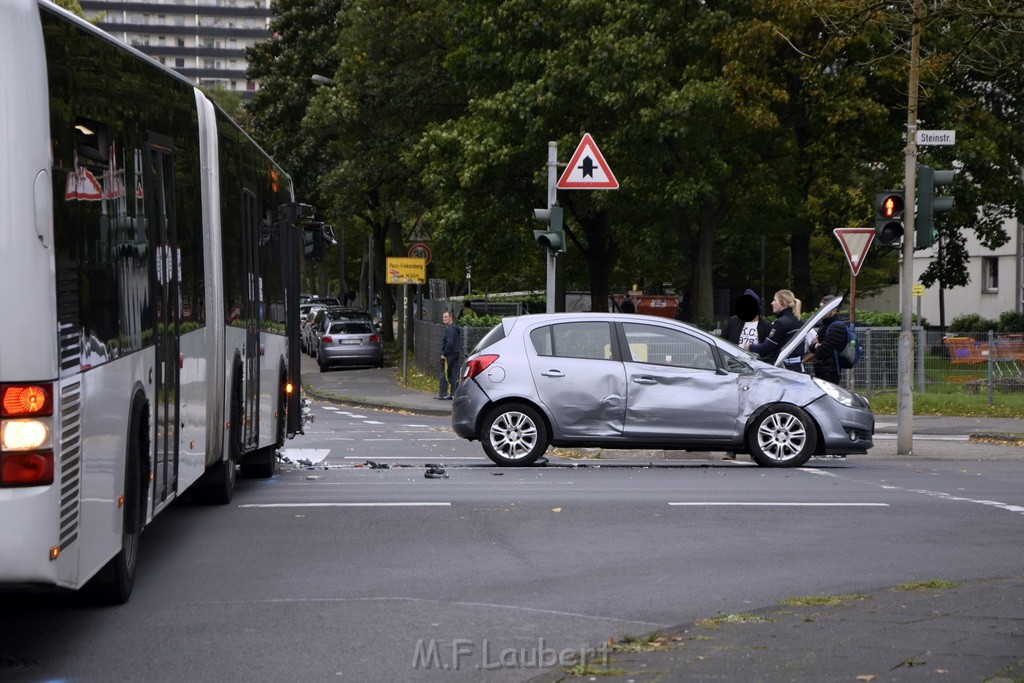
481,403,548,466
747,405,817,468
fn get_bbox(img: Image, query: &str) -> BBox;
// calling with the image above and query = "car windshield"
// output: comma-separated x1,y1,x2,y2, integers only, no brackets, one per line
330,322,373,335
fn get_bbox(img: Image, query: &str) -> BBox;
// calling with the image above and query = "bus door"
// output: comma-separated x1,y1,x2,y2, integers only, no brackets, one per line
240,184,260,451
145,134,180,504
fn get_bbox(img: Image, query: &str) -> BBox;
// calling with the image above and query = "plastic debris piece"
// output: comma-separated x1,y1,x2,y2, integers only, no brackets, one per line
424,467,448,479
365,460,390,469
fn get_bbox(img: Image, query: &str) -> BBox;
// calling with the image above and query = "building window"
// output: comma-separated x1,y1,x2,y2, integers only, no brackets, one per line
982,256,999,292
175,57,185,68
177,37,185,47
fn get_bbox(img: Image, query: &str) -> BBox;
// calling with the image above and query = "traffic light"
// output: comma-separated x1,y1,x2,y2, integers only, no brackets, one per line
916,165,955,249
532,206,564,253
874,191,904,247
303,222,325,261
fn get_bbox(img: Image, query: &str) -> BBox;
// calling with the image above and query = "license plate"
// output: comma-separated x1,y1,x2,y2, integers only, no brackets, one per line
340,339,361,345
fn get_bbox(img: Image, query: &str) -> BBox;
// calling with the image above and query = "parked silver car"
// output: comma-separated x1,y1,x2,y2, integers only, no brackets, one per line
316,320,384,371
451,298,873,468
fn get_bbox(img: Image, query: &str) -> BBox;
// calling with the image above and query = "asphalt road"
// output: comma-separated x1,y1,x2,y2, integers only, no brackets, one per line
1,402,1021,682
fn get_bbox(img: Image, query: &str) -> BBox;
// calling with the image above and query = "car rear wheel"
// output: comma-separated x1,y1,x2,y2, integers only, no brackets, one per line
747,404,817,468
481,403,548,466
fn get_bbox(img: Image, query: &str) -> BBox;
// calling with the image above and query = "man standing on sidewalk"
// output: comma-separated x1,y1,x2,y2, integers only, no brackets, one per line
438,311,461,400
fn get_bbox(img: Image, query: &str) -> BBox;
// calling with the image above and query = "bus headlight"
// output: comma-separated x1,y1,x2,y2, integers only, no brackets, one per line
1,419,52,450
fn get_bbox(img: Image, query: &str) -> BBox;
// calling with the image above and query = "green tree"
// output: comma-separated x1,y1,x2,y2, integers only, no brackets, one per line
203,84,246,123
299,0,466,337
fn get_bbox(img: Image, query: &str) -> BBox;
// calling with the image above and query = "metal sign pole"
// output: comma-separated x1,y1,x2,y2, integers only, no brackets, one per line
402,283,408,386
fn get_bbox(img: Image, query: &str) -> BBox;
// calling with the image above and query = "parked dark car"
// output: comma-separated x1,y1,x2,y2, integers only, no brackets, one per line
451,298,874,468
316,320,384,371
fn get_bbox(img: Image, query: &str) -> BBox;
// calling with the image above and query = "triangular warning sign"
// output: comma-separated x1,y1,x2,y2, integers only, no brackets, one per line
557,133,619,190
833,228,875,276
405,217,432,243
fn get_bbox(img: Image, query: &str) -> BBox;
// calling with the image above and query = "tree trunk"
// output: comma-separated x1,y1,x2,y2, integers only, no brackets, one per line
790,231,811,307
690,204,716,324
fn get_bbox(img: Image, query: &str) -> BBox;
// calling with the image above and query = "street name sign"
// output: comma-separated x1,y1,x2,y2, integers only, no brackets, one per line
916,130,956,146
834,228,875,276
557,133,619,189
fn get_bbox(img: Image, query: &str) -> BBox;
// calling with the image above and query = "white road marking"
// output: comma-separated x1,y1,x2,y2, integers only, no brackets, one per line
279,448,331,464
877,484,1024,516
363,420,385,425
342,455,487,460
239,502,452,508
873,434,969,441
668,502,890,507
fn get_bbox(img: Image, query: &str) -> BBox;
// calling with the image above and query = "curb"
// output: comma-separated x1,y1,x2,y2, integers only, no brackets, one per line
300,386,453,418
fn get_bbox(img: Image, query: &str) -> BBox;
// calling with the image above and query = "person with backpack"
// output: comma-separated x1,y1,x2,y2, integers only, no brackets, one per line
804,295,849,385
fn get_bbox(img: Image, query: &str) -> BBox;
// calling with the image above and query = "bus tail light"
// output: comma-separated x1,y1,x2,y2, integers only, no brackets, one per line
1,452,54,486
2,383,53,417
1,383,55,487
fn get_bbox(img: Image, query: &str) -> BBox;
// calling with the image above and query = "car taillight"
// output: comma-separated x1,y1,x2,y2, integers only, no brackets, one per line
321,335,333,343
369,335,381,343
2,383,56,487
463,354,499,380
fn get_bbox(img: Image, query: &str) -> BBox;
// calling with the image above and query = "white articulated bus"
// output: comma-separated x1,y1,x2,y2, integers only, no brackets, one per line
0,0,305,603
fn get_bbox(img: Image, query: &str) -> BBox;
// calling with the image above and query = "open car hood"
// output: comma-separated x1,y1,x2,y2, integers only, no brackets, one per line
773,295,843,368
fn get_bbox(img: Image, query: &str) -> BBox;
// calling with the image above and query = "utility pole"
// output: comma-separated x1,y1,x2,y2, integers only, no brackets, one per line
897,0,922,455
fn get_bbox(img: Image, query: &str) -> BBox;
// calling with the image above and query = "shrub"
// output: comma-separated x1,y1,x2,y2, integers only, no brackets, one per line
998,311,1024,333
949,313,999,333
848,310,925,327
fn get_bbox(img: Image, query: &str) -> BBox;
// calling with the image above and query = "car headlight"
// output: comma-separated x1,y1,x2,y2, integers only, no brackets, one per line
812,377,855,407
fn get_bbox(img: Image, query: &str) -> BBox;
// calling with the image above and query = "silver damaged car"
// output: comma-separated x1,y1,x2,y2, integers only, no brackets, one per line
451,296,873,468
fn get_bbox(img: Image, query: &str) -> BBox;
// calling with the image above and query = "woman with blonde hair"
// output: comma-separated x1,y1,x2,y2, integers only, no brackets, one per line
743,289,804,370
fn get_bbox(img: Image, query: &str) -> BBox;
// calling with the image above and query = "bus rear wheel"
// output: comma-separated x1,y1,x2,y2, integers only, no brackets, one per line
93,393,147,604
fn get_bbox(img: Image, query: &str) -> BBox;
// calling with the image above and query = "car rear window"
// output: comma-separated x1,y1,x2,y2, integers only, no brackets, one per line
472,322,507,354
330,322,373,335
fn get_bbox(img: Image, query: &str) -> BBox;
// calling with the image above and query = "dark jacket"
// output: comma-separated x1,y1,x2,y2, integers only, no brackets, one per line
749,308,802,367
441,322,461,358
723,316,770,346
812,316,848,381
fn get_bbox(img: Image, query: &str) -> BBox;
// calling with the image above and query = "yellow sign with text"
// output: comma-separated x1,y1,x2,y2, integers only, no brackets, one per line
386,257,426,284
912,284,925,297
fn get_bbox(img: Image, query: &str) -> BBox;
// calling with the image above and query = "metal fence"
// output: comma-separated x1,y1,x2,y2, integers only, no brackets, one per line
412,321,1024,402
849,327,1023,402
411,320,491,381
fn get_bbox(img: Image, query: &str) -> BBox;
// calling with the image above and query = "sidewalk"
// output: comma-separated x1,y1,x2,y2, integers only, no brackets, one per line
529,577,1024,682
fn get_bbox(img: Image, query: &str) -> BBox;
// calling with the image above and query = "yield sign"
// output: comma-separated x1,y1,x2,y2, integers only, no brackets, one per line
557,133,619,190
833,228,875,276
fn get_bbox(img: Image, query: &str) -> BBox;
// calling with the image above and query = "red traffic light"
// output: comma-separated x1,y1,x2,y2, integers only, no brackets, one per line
880,194,903,218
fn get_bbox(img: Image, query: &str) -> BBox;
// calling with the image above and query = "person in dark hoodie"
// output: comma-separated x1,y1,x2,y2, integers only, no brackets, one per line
721,289,771,461
722,289,770,348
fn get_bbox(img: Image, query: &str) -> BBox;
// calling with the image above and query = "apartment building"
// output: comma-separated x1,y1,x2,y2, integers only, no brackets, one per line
80,0,272,99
